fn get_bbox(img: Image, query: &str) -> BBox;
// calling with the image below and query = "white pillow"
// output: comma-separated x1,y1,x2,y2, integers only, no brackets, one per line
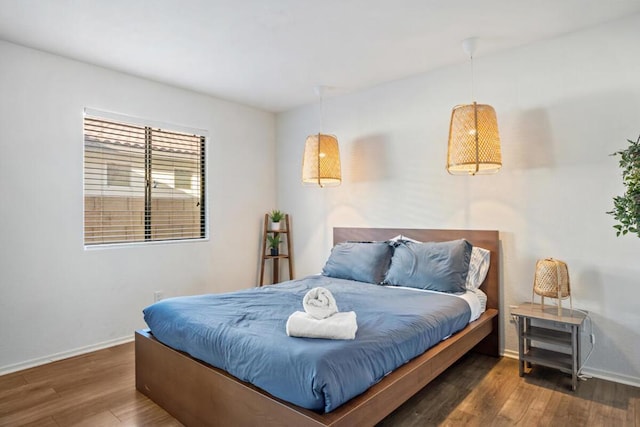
389,234,419,243
466,246,491,290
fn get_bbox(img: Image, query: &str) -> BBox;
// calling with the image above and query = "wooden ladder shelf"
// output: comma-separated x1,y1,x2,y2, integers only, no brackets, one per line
259,213,293,286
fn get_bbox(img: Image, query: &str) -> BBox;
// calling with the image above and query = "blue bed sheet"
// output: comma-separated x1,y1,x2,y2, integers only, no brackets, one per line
143,275,471,413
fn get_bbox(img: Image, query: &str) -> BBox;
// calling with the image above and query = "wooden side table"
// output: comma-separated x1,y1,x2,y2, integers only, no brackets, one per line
511,302,587,391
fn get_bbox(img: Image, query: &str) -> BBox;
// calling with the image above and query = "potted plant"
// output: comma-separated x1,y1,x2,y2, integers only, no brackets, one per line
269,209,284,231
267,233,281,256
608,135,640,237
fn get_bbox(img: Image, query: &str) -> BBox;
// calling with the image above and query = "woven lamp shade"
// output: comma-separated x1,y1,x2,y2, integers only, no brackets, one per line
302,133,341,187
532,258,573,316
447,102,502,175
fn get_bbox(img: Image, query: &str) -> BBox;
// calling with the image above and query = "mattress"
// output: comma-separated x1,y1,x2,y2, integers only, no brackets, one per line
143,275,472,413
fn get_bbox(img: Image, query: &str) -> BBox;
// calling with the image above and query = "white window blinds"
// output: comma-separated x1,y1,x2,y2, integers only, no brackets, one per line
84,113,206,246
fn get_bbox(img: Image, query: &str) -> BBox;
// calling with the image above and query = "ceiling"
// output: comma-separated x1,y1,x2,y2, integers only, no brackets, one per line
1,1,639,112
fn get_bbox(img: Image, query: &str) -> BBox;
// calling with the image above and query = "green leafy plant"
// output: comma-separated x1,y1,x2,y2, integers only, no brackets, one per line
608,135,640,237
269,209,284,223
267,233,281,249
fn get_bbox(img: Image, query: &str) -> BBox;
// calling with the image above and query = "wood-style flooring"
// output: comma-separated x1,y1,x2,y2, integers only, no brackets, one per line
0,342,638,426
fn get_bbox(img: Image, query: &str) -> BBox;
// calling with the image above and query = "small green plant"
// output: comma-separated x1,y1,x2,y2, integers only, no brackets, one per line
269,209,284,223
608,135,640,237
267,233,281,249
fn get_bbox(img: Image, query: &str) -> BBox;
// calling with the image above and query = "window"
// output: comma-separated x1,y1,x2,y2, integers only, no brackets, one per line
107,163,131,187
174,168,193,190
84,111,206,246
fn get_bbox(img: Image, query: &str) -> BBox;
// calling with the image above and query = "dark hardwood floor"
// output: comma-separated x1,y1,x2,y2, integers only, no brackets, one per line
378,352,639,427
0,342,638,426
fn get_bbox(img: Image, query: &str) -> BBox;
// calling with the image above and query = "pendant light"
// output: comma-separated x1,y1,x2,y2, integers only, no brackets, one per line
447,38,502,175
302,86,341,187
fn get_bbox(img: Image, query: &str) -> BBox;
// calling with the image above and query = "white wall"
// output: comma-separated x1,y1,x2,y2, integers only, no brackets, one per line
277,14,640,385
0,41,276,372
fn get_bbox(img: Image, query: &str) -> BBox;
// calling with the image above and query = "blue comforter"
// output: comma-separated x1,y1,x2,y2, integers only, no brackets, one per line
143,275,471,413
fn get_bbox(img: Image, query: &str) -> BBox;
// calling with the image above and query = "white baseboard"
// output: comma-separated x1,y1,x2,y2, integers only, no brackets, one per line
0,335,134,376
579,367,640,388
503,349,519,359
500,349,640,388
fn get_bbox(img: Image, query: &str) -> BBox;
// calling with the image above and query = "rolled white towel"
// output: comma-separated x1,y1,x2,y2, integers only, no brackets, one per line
303,287,338,320
286,311,358,340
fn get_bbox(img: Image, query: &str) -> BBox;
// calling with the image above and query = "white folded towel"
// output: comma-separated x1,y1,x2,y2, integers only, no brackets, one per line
286,311,358,340
303,287,338,320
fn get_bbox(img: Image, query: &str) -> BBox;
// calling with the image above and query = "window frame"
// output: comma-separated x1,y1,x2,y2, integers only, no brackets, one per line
83,108,209,249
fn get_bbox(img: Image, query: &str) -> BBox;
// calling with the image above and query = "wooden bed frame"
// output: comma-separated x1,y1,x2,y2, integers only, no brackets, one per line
136,228,500,426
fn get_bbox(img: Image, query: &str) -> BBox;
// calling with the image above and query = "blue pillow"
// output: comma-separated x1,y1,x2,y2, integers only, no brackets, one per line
384,239,472,293
322,242,393,284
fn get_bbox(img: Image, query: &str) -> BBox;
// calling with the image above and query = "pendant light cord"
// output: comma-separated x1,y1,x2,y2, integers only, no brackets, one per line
319,88,324,132
470,52,475,101
314,85,326,132
462,37,477,101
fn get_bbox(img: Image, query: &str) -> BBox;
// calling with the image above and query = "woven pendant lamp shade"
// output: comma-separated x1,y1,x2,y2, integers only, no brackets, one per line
447,102,502,175
302,86,341,187
302,133,341,187
532,258,573,316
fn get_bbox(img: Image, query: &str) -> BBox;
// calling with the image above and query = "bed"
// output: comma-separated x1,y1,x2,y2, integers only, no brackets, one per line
135,227,500,426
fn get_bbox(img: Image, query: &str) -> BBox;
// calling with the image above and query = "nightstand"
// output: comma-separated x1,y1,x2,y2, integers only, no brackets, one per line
511,302,587,391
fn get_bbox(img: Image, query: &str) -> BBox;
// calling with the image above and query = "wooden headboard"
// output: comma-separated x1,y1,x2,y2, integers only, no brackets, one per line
333,227,500,355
